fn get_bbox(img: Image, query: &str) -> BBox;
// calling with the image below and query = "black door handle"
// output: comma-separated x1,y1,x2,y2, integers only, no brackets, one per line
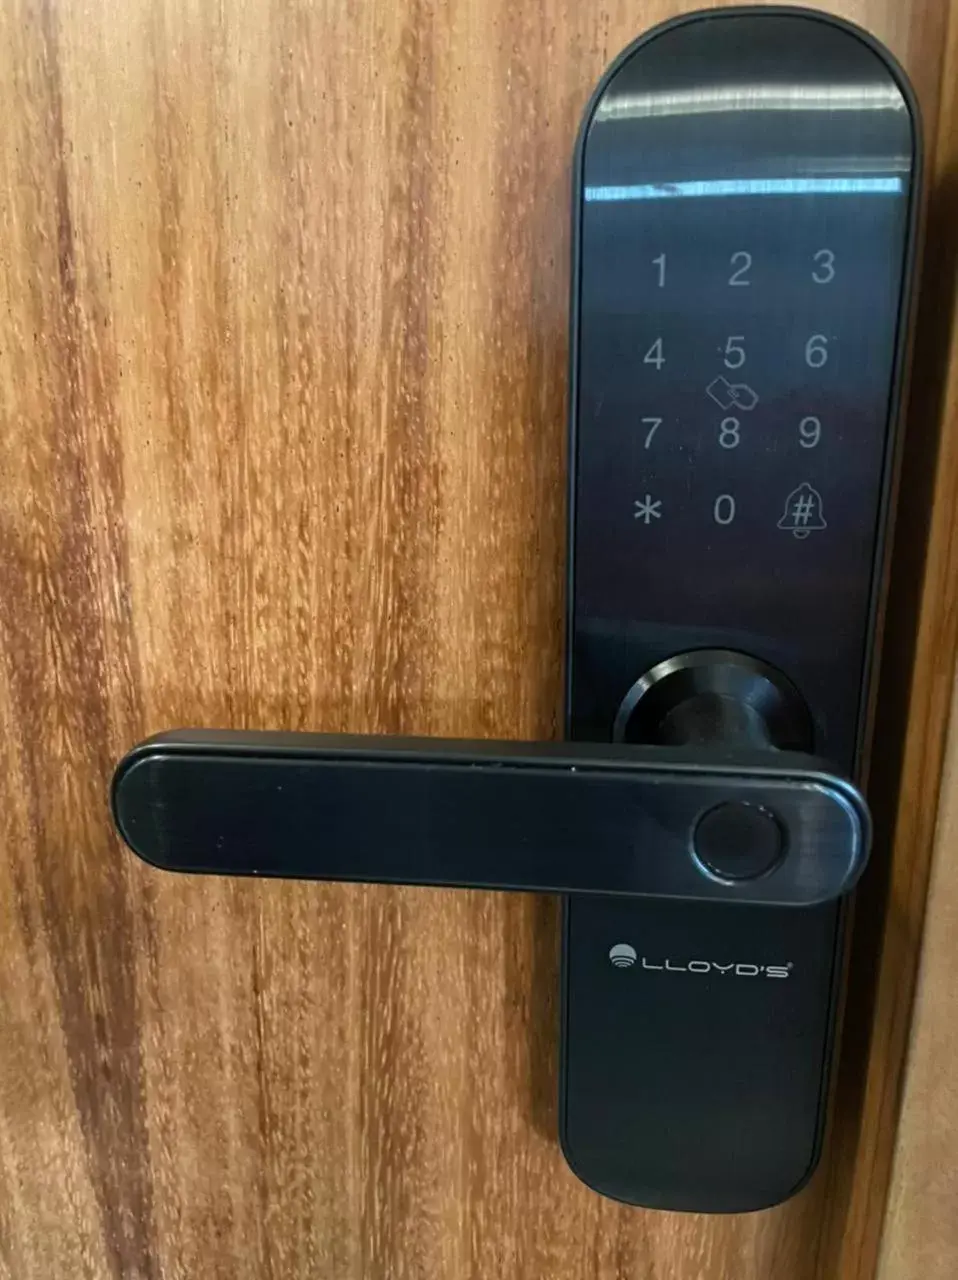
112,729,867,907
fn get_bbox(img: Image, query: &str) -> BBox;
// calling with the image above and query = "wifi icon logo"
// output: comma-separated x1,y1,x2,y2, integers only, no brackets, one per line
608,943,638,969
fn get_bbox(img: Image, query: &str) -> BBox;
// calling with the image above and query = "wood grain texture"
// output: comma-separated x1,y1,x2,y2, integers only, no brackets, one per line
879,694,958,1280
819,2,958,1274
874,8,958,1274
0,2,952,1278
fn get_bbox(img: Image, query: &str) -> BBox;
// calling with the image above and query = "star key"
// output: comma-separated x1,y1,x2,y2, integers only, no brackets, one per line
633,494,663,525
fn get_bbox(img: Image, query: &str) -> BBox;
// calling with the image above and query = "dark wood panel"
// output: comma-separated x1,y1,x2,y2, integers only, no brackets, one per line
0,2,951,1278
818,2,958,1273
875,8,958,1275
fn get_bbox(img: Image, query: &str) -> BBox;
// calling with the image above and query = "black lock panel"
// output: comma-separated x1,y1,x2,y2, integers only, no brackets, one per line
562,8,918,1211
562,896,841,1212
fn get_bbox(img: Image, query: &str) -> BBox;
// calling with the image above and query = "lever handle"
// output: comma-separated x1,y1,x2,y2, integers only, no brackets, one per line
112,729,868,907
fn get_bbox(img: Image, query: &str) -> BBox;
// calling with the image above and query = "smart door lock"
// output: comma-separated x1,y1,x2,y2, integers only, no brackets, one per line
112,9,919,1213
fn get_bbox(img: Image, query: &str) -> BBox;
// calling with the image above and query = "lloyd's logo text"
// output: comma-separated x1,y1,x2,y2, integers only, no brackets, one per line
608,943,792,979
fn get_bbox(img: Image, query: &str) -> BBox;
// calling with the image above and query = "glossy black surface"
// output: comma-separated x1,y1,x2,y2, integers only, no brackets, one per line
112,730,867,907
562,894,840,1212
569,8,915,762
693,801,784,880
562,7,918,1213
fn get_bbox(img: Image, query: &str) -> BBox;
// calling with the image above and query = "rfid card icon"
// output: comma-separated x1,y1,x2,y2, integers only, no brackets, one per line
706,375,760,412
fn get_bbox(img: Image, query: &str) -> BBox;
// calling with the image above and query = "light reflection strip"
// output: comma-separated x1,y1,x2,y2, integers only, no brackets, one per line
584,177,903,201
593,85,905,120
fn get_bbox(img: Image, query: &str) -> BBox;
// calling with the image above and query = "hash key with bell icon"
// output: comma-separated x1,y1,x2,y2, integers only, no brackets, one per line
778,483,827,539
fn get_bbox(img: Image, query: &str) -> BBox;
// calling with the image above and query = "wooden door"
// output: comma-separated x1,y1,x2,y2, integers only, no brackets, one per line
1,2,956,1277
